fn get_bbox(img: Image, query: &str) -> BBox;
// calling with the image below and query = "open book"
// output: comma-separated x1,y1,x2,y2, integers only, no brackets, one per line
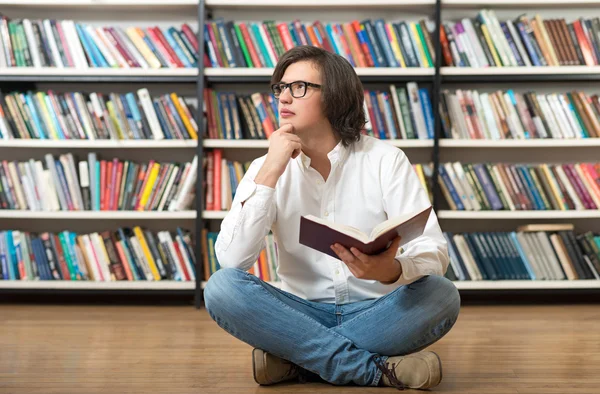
299,206,432,259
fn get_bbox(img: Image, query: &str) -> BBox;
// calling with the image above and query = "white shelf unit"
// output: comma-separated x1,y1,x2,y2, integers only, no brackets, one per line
0,68,198,77
206,0,436,8
0,140,197,149
437,211,600,220
201,280,600,290
0,280,194,290
0,0,199,8
0,211,197,219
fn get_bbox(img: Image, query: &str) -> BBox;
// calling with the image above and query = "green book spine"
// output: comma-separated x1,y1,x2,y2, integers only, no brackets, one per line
234,24,253,68
415,23,433,68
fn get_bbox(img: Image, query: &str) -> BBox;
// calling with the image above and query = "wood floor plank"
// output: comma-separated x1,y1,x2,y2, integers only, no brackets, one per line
0,304,598,393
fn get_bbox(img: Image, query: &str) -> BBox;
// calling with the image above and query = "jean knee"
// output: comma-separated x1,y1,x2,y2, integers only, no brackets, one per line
418,275,461,324
204,268,246,316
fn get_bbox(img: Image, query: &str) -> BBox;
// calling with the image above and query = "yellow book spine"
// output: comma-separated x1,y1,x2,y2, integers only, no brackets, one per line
410,23,428,67
133,226,161,281
137,162,160,211
126,27,162,69
106,101,125,140
541,164,566,211
387,23,406,68
535,14,559,67
170,93,198,139
480,24,502,67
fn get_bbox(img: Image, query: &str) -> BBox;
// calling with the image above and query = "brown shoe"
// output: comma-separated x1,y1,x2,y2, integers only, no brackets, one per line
375,351,442,390
252,348,300,385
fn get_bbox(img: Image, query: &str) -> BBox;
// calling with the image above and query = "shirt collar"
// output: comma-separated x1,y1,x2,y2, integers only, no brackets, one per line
297,138,350,173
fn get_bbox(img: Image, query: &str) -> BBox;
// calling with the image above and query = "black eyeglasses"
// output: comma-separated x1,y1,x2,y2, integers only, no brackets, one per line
270,80,322,99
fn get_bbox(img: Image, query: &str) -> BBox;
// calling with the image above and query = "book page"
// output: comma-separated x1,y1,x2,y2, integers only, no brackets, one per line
303,215,370,244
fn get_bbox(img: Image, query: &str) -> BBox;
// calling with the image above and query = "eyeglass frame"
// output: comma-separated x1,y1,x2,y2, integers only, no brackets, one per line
270,80,322,99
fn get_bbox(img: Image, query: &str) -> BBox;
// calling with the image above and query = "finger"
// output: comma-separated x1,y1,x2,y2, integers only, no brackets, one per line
331,243,357,265
350,246,370,264
278,124,295,134
291,142,302,159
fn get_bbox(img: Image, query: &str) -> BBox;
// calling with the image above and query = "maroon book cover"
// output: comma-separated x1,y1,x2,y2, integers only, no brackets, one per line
299,206,432,260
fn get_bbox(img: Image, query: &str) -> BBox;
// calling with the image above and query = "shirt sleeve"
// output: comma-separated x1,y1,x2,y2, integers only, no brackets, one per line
214,157,277,271
381,150,449,285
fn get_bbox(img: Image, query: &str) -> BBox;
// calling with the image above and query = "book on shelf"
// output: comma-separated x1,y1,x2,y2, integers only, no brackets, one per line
445,226,600,281
203,83,433,141
204,18,436,69
202,229,278,282
0,15,199,69
435,161,600,212
0,153,198,211
440,88,600,140
0,88,198,140
299,206,432,258
442,11,600,67
0,227,196,282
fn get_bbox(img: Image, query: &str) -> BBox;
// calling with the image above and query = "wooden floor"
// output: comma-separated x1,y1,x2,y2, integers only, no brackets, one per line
1,303,600,393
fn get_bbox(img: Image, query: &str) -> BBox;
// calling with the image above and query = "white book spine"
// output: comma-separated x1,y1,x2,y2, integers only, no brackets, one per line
137,88,164,140
42,19,64,68
63,21,89,69
22,19,42,68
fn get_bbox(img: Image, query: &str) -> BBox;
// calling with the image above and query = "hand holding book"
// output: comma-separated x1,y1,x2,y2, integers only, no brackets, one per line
330,236,404,283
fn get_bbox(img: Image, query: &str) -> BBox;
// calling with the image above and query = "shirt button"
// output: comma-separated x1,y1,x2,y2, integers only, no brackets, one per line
335,269,340,275
324,211,329,217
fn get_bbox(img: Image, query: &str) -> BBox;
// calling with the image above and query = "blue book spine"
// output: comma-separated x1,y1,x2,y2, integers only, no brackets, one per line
25,93,47,139
419,88,435,139
473,164,503,210
439,165,465,210
509,232,536,280
374,19,399,67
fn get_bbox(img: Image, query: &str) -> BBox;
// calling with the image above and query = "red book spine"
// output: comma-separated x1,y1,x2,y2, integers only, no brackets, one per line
213,149,222,211
277,23,294,51
172,238,190,281
239,23,262,68
181,23,198,52
102,27,137,68
151,27,184,68
100,160,107,211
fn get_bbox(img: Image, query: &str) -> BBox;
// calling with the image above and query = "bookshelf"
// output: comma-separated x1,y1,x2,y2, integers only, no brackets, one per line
2,0,600,307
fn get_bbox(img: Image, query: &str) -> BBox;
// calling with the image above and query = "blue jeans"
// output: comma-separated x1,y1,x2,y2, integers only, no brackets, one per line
204,268,460,387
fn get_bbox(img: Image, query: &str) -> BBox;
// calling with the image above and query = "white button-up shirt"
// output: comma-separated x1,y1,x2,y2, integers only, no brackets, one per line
215,135,449,304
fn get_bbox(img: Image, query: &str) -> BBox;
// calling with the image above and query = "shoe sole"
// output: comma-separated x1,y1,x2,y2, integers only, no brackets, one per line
425,351,443,388
252,348,269,385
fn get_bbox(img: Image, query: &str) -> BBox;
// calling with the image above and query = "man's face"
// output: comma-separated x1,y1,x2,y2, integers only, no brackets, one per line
276,60,324,136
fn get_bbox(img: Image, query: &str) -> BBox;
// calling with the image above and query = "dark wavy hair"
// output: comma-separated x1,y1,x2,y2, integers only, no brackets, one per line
270,46,366,147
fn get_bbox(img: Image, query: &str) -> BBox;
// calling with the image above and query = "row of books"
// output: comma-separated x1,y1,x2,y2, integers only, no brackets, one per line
438,162,600,211
0,88,198,141
0,227,196,281
5,85,600,142
204,18,435,69
204,83,434,141
0,16,198,69
441,89,600,140
0,153,198,212
444,225,600,281
202,230,278,282
442,13,600,68
200,225,600,282
203,149,433,211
